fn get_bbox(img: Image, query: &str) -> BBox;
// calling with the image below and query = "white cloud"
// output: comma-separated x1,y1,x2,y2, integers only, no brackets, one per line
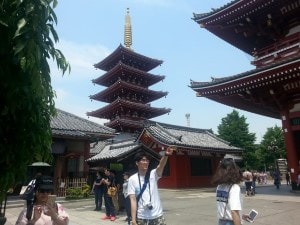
51,39,111,81
49,39,111,125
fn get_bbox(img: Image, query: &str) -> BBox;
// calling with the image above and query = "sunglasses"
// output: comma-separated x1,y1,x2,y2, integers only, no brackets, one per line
38,189,51,193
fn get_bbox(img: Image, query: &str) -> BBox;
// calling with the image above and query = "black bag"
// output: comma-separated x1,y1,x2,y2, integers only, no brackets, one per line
20,180,36,201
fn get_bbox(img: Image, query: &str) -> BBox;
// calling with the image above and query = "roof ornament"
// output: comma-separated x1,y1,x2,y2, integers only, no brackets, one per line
124,8,132,50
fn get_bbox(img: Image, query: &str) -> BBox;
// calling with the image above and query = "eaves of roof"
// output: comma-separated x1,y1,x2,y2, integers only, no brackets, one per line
192,0,239,22
143,121,242,153
190,56,300,89
94,44,163,72
51,109,115,140
87,139,141,162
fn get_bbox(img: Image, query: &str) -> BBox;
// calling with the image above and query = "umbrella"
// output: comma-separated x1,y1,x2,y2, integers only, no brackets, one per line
29,162,51,166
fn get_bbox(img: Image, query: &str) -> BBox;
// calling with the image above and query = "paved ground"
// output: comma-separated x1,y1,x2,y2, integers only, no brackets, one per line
5,182,300,225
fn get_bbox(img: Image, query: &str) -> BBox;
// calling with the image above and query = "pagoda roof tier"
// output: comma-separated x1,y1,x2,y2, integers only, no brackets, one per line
190,56,300,119
90,79,168,104
92,61,165,87
193,0,300,55
87,98,171,120
94,44,163,72
104,118,144,131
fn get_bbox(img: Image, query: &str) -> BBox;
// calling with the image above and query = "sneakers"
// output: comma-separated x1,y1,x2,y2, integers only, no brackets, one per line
101,215,111,220
110,216,116,221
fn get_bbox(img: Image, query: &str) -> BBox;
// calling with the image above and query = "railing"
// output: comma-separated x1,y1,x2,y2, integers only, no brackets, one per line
251,33,300,67
56,177,88,197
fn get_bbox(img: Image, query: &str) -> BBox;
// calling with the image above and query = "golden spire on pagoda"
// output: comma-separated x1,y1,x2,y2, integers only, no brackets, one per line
124,8,132,50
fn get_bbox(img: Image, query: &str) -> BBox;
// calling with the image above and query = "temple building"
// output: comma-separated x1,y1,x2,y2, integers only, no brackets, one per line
190,0,300,188
87,9,170,133
87,121,242,188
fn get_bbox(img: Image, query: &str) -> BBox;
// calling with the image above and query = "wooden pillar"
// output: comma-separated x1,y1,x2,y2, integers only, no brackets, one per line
84,141,90,173
281,111,299,185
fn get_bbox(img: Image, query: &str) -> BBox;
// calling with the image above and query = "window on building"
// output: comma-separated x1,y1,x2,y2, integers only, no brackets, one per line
190,157,212,176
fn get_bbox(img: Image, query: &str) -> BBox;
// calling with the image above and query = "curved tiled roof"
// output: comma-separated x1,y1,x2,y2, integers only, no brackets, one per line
51,109,115,139
94,44,163,72
192,0,238,21
190,55,300,89
143,121,242,153
87,139,140,161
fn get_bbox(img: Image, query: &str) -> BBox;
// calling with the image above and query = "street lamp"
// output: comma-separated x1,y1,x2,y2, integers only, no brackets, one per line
0,188,13,225
268,140,278,171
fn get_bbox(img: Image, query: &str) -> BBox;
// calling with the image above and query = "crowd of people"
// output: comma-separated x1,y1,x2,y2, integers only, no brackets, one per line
17,148,295,225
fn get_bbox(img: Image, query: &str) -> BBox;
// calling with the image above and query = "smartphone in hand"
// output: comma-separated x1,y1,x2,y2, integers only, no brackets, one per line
247,209,258,223
47,195,56,208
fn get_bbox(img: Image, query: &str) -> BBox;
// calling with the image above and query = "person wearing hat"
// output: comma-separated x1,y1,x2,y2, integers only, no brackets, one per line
16,175,69,225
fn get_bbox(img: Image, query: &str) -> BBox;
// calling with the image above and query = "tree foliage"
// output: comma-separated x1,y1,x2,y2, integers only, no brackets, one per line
217,110,256,169
0,0,70,201
256,125,286,171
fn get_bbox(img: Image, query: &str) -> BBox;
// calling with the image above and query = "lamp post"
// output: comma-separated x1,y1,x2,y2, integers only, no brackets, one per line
0,193,8,225
268,140,278,171
0,188,13,225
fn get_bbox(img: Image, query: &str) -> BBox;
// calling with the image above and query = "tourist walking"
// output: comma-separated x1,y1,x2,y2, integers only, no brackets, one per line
212,158,250,225
92,171,104,211
101,168,117,222
122,172,131,224
128,146,176,225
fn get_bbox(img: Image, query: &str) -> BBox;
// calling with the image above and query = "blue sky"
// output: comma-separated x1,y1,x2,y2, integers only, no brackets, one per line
51,0,280,143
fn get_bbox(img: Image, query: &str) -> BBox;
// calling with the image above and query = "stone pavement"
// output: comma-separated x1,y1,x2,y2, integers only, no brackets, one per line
5,182,300,225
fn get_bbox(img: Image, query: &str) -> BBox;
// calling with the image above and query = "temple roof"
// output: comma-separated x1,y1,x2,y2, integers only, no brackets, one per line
87,138,160,162
90,79,168,104
51,109,115,140
94,44,163,72
193,0,300,55
140,121,243,153
92,61,165,87
86,120,242,162
190,56,300,119
87,98,171,120
105,118,145,131
190,55,300,89
87,139,140,161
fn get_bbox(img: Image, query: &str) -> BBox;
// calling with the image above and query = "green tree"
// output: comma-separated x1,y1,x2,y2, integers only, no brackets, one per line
217,110,257,169
0,0,70,202
256,125,286,171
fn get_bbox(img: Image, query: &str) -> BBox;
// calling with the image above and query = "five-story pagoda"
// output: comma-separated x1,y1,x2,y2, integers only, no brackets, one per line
87,9,171,133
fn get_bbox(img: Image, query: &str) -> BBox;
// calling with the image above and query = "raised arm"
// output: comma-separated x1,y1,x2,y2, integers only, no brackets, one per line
156,146,176,177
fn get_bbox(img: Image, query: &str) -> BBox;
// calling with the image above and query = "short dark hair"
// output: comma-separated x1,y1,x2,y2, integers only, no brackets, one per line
134,151,151,162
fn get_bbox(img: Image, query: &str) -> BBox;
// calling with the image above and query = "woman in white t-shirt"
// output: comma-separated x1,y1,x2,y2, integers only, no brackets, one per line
212,158,250,225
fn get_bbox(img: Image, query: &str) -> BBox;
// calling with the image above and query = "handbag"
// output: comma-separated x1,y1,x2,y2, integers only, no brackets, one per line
107,186,117,196
20,180,37,200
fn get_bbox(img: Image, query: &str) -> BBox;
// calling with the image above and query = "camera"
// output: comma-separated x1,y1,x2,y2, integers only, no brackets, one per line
144,203,153,210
